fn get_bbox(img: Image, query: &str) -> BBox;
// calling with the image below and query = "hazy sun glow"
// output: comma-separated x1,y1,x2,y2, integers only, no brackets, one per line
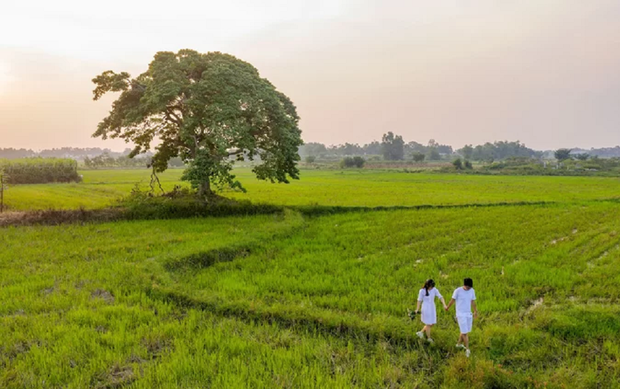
0,62,13,95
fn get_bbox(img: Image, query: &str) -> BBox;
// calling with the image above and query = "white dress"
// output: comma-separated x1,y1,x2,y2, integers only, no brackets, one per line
418,288,443,325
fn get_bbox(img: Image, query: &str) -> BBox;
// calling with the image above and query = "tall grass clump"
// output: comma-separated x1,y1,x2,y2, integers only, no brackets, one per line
0,158,81,184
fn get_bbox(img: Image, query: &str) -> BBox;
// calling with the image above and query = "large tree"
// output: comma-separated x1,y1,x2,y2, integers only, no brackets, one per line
92,50,303,196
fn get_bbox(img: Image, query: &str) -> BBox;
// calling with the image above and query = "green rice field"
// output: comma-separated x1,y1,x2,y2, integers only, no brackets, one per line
2,168,620,388
4,168,620,211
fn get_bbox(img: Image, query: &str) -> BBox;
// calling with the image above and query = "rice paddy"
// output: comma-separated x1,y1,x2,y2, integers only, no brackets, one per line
4,168,620,211
2,168,620,388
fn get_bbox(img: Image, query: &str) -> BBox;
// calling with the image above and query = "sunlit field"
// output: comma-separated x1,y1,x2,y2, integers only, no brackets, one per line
5,168,620,211
2,170,620,388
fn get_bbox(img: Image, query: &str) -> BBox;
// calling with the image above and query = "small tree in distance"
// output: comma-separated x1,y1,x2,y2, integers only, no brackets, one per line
574,153,589,161
554,149,572,161
412,152,425,162
461,144,474,160
340,156,365,168
427,148,441,161
381,132,405,160
352,156,365,168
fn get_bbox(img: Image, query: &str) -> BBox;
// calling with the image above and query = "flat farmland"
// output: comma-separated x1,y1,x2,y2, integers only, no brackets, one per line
2,170,620,388
4,168,620,210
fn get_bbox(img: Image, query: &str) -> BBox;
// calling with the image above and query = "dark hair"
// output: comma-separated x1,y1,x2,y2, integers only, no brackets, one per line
423,279,435,296
464,278,473,288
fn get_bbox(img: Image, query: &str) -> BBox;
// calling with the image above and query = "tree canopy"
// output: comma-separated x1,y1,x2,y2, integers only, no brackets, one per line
554,148,573,161
458,141,540,162
92,50,303,195
381,132,405,160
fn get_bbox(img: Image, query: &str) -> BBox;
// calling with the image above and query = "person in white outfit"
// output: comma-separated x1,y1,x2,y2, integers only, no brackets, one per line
415,279,447,344
445,278,478,357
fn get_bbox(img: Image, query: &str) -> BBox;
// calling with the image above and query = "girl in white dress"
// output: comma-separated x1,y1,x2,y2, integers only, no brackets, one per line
415,279,447,343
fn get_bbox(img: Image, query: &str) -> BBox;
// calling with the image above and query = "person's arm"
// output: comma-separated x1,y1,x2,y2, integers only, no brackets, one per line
472,300,478,318
445,298,455,311
435,290,447,310
416,300,422,313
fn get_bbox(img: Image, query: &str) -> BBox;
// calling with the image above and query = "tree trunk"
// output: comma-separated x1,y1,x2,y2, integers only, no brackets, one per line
198,179,212,199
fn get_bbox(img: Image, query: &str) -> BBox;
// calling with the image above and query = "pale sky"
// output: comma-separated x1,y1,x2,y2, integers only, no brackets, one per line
1,0,619,151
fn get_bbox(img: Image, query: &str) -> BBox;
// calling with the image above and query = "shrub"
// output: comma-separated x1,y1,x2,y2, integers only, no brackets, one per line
464,159,473,169
0,158,81,184
120,186,283,219
340,157,365,168
305,155,317,163
412,152,425,162
352,156,365,168
487,162,506,170
452,158,463,170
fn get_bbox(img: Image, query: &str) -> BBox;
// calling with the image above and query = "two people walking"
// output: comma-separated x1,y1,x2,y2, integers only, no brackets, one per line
414,278,478,357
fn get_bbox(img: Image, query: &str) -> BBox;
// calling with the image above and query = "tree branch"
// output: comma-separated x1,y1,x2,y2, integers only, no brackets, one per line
165,108,183,125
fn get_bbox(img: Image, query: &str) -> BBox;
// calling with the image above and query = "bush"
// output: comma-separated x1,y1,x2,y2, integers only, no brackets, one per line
121,186,283,219
305,155,317,163
574,153,589,161
452,158,463,170
0,158,81,184
464,159,473,169
352,156,365,168
555,148,572,161
412,152,425,162
340,156,365,168
487,162,506,170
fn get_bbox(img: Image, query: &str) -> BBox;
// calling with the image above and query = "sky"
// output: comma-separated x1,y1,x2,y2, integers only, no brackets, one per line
1,0,619,151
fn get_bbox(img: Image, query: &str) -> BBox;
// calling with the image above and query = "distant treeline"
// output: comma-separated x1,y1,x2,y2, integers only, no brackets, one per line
300,139,537,162
299,136,620,162
83,154,185,169
84,154,151,169
300,136,453,162
0,158,81,184
0,147,136,160
570,146,620,159
3,141,620,163
0,149,187,169
457,141,540,161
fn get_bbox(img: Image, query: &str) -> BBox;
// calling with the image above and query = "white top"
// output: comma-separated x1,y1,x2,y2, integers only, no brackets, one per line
418,287,442,302
452,287,476,317
417,287,443,325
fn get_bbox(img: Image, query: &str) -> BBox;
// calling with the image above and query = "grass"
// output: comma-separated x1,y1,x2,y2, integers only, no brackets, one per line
3,169,620,387
4,168,620,210
3,169,185,211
